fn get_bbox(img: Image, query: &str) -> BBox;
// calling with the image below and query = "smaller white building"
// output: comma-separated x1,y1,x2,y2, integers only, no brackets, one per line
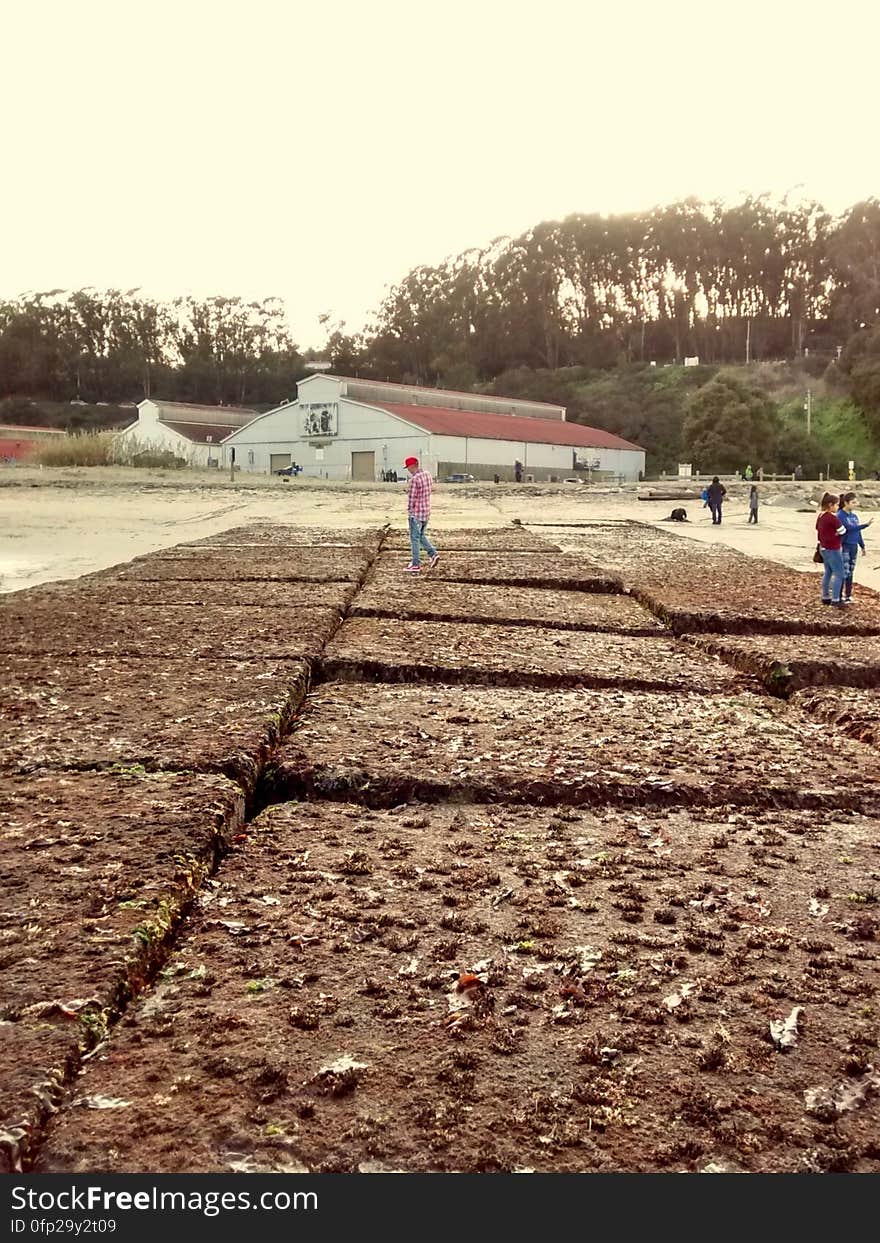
116,399,257,467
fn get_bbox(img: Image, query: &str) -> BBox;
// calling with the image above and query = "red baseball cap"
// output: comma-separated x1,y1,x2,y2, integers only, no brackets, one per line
404,456,419,467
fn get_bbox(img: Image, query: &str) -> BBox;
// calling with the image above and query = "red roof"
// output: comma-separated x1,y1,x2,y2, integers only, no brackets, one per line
369,403,644,452
161,420,240,444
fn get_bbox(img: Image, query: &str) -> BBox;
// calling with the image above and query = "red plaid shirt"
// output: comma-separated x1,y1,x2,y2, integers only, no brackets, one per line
407,468,432,521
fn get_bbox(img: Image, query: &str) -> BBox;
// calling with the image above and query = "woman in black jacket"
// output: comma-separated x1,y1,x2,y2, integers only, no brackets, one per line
706,476,727,525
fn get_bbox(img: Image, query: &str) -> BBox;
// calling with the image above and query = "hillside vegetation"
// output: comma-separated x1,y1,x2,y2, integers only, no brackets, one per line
0,397,133,433
481,359,878,477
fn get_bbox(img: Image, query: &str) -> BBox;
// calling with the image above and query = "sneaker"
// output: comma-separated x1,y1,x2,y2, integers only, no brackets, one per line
838,598,853,606
831,600,846,607
821,599,832,605
428,553,440,569
403,563,421,573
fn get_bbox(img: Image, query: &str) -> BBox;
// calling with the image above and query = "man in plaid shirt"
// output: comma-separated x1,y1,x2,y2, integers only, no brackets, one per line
403,456,439,573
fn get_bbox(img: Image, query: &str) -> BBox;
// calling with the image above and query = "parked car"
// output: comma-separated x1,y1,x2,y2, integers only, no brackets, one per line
275,464,302,477
444,473,475,483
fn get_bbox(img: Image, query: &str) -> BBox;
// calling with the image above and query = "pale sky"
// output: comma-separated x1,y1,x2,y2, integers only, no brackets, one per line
2,0,878,350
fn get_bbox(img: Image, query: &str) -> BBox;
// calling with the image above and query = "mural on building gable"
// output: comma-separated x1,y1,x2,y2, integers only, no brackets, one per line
301,403,338,437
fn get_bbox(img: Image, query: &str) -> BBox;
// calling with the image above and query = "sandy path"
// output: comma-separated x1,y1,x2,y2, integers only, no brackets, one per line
2,468,879,594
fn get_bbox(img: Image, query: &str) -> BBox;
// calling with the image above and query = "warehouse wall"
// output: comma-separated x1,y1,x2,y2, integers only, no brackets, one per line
223,390,645,481
223,398,435,479
431,436,644,481
593,448,644,480
116,420,217,468
437,461,571,482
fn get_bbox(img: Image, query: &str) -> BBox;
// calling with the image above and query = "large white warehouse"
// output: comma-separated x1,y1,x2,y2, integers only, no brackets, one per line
222,374,645,482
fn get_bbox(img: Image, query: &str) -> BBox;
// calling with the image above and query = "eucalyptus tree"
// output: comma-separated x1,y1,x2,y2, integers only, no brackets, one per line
828,199,880,332
168,295,296,405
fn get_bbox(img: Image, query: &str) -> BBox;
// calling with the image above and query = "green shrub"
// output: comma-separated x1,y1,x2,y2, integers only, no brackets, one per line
128,449,187,469
683,374,779,472
0,397,51,426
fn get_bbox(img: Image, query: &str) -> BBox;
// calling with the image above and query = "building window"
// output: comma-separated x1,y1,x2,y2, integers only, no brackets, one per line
248,450,255,465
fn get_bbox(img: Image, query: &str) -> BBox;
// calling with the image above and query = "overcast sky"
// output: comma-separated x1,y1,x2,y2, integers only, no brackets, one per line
2,0,877,350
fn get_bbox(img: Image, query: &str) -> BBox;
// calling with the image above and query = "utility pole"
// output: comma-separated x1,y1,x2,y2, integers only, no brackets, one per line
804,388,812,438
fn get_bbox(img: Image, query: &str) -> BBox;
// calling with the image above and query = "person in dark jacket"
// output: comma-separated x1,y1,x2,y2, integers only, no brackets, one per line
706,476,726,525
837,491,873,601
748,485,758,523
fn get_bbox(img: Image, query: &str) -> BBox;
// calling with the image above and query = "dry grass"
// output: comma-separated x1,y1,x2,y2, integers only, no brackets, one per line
31,433,120,467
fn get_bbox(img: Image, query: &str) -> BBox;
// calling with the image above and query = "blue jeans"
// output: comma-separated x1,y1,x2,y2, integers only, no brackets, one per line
820,548,845,602
842,544,860,596
408,515,437,565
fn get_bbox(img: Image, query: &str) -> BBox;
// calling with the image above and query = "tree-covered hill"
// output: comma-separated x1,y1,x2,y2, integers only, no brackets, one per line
2,195,879,474
481,359,878,477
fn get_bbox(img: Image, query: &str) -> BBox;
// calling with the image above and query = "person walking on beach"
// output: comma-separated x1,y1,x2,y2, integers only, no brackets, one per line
706,476,726,525
748,485,759,523
816,492,848,606
403,456,439,573
837,491,873,602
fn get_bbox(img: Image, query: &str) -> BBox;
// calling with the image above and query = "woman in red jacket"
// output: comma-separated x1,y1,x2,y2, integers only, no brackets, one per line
816,492,848,606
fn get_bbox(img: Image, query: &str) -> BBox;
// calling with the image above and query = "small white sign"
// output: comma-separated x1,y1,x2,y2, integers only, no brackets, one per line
684,357,700,367
315,448,325,461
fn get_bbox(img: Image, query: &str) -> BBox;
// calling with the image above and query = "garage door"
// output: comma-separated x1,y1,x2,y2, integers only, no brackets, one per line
270,453,291,473
351,451,375,482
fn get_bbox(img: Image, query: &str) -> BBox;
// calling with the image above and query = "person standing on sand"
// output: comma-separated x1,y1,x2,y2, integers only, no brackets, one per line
837,491,873,602
706,476,726,524
816,492,847,607
403,456,439,574
748,485,759,523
